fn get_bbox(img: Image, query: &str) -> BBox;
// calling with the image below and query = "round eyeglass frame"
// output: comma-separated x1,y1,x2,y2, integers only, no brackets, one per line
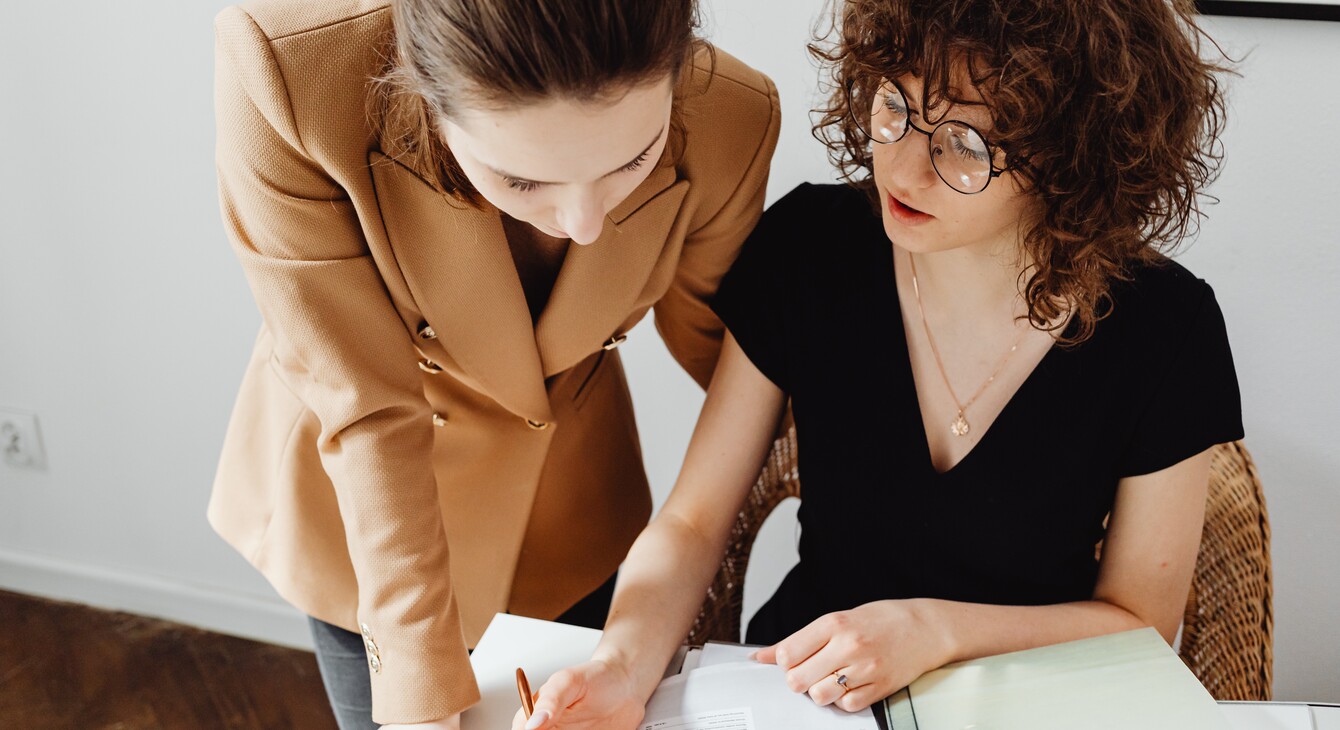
846,79,1007,195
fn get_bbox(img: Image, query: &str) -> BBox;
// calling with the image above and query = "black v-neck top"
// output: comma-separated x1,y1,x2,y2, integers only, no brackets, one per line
710,183,1244,645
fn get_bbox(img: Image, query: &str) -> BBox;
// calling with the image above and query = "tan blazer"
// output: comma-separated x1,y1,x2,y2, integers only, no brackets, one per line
207,0,779,722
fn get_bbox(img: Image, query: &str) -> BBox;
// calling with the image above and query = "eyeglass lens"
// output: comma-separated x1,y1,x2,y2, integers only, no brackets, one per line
861,83,994,194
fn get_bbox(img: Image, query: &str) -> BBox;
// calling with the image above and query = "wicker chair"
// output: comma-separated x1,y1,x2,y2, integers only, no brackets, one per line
687,429,1274,701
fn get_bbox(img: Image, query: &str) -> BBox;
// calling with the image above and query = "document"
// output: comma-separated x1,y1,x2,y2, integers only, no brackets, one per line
464,615,877,730
643,661,877,730
679,641,760,673
640,708,754,730
462,615,603,730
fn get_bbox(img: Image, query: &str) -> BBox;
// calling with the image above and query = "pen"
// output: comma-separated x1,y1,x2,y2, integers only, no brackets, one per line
516,667,535,720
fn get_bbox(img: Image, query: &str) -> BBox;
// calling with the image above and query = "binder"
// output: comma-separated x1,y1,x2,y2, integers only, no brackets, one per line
879,628,1230,730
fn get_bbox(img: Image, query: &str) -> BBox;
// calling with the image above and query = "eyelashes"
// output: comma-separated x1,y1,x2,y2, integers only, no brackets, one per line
503,150,650,193
620,150,650,173
950,134,989,163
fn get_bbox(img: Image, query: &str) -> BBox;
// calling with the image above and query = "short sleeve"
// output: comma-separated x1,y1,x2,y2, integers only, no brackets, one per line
709,184,815,392
1118,284,1244,477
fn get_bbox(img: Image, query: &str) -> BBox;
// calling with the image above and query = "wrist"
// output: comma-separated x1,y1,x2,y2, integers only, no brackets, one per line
911,598,961,666
591,645,660,701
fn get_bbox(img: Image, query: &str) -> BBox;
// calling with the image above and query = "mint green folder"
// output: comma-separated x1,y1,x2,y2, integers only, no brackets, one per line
881,627,1231,730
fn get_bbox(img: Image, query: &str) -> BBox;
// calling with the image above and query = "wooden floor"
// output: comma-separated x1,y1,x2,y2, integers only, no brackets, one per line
0,589,338,729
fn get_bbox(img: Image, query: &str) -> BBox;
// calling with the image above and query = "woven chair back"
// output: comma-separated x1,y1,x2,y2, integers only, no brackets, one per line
1182,441,1273,699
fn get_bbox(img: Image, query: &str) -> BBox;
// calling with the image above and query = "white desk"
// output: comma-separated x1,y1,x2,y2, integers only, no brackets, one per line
1220,702,1340,730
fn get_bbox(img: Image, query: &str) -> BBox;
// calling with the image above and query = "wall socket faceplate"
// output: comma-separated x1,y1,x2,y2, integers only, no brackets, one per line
1,407,47,470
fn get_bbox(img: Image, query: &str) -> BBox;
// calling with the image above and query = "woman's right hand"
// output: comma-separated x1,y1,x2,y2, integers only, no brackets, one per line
512,657,647,730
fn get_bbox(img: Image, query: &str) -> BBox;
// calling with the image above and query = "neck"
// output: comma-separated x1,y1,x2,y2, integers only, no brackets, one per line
899,240,1028,324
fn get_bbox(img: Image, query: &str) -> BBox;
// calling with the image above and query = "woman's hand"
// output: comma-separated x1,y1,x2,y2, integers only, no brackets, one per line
753,599,955,713
511,657,647,730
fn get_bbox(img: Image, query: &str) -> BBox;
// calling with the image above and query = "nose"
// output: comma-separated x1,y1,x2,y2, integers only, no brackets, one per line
885,133,938,192
555,189,607,245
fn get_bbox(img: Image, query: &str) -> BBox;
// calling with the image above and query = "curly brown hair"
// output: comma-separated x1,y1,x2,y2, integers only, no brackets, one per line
811,0,1231,344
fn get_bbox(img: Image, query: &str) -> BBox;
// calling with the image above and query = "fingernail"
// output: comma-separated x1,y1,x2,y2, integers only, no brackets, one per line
524,709,549,730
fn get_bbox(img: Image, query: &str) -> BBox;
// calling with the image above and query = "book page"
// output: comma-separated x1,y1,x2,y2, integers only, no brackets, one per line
643,661,878,730
642,707,755,730
697,642,761,668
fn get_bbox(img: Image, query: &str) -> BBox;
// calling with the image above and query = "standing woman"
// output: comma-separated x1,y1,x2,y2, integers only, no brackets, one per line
208,0,779,727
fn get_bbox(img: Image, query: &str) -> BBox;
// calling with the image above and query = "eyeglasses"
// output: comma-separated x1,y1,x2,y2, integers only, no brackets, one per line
847,79,1006,195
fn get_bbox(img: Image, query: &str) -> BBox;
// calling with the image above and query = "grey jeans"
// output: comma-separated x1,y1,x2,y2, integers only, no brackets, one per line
308,574,617,730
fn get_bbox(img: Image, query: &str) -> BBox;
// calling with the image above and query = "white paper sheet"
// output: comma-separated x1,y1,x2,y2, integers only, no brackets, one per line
643,661,878,730
1219,702,1315,730
462,614,603,730
642,707,755,730
1313,705,1340,730
696,642,761,669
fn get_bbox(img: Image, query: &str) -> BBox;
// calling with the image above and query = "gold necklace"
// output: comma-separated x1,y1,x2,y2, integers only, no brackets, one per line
907,252,1026,438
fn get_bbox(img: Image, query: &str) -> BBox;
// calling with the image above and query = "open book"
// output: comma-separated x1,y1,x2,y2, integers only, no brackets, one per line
462,615,1228,730
461,614,872,730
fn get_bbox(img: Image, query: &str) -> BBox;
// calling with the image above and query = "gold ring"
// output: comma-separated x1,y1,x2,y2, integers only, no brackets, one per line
833,671,851,693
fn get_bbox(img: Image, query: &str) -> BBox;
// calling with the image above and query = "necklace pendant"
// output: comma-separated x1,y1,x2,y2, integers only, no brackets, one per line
951,412,970,437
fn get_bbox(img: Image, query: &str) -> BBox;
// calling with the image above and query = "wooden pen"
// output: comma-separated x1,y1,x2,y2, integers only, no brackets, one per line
516,667,535,720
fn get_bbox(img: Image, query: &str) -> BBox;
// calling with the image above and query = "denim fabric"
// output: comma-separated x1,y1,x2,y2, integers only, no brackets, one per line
309,615,380,730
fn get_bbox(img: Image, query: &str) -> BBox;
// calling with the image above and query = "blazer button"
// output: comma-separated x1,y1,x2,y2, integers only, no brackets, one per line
432,413,448,428
418,359,444,374
417,322,437,341
526,419,550,431
602,334,628,351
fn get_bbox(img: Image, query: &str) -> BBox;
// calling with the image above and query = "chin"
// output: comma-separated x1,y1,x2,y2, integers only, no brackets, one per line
880,214,926,251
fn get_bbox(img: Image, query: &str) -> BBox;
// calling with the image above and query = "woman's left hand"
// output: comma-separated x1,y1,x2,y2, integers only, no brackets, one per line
752,599,955,713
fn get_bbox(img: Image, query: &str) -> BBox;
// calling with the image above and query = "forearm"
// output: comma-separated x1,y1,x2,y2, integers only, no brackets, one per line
591,513,727,699
586,334,787,703
928,597,1151,666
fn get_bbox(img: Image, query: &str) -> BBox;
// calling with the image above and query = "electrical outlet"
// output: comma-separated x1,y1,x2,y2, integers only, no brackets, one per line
0,407,47,470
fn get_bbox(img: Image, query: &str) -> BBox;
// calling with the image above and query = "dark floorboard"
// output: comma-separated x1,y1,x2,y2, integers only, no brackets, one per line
0,589,337,729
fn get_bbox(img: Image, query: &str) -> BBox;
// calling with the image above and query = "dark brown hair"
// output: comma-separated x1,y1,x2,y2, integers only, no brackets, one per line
812,0,1230,344
371,0,702,202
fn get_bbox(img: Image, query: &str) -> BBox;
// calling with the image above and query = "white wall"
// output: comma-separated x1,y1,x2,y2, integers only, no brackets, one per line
0,0,1335,703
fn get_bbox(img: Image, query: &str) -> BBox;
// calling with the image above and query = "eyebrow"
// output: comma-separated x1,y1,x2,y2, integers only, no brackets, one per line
487,125,667,186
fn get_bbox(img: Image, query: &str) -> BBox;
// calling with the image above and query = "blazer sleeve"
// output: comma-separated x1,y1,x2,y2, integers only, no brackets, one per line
652,74,781,389
213,8,478,722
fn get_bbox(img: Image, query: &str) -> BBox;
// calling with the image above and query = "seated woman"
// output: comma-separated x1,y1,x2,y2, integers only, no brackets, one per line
519,0,1239,726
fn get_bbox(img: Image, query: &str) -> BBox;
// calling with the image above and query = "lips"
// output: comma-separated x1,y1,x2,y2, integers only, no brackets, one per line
885,190,934,226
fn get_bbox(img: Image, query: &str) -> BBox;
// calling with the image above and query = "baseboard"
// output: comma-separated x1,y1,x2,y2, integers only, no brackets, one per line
0,547,313,651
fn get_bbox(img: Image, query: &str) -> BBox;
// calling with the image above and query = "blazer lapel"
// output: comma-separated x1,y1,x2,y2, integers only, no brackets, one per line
534,162,690,377
367,151,553,424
